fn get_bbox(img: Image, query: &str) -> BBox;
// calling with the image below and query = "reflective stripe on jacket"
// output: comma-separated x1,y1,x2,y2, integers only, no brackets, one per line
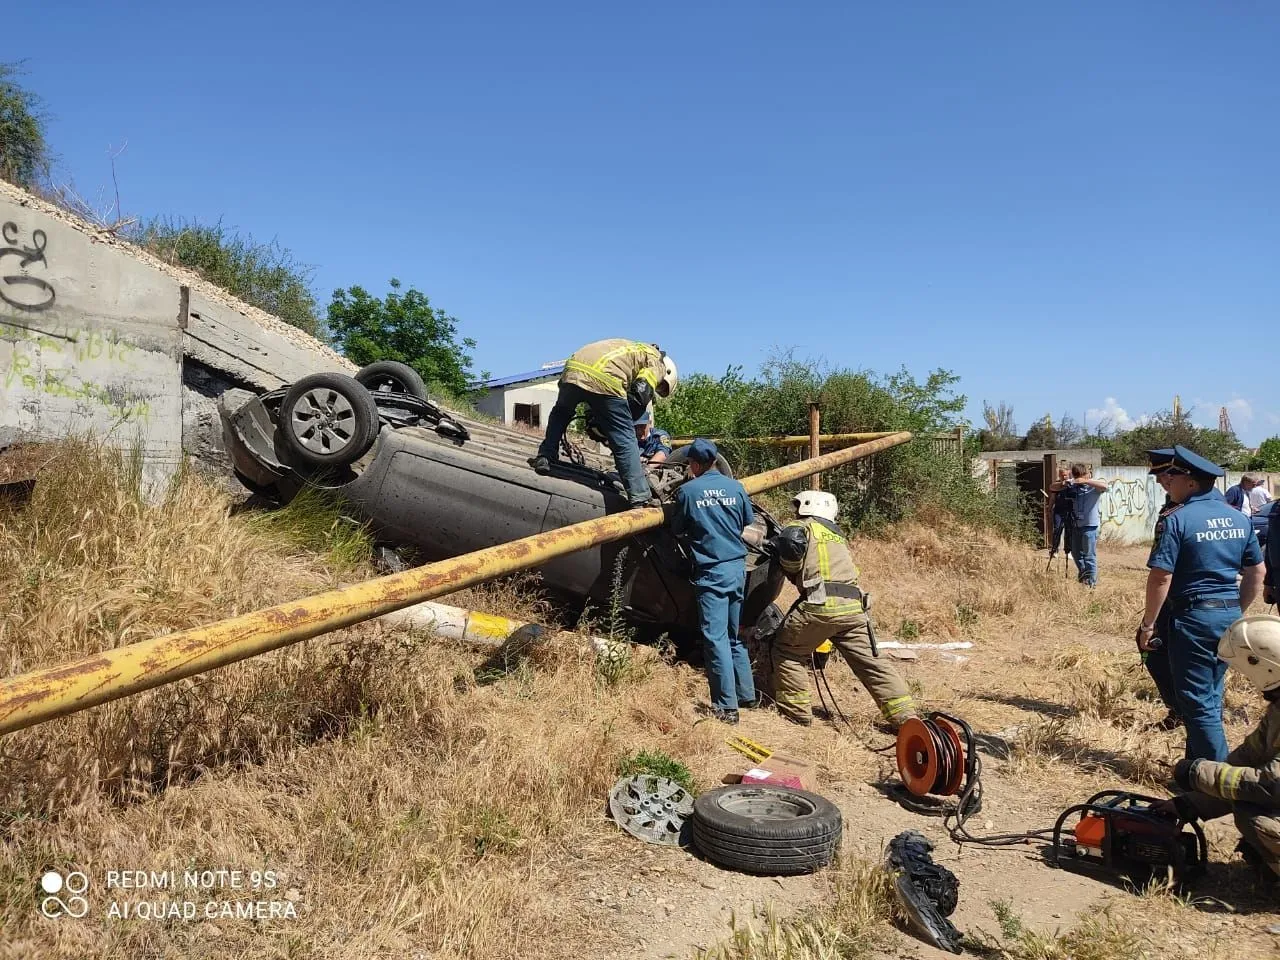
778,517,863,617
1188,699,1280,814
561,339,664,398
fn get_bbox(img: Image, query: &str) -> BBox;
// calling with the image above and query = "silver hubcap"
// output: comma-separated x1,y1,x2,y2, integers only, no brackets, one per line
291,388,358,455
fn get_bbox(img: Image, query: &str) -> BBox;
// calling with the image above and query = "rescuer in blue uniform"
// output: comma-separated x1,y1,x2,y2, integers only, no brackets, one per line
1138,445,1265,762
634,410,672,463
670,439,756,724
1142,449,1183,730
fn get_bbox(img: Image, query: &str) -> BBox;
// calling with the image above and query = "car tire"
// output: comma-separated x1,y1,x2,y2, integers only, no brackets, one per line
355,360,429,400
279,373,380,469
664,444,735,478
690,785,842,875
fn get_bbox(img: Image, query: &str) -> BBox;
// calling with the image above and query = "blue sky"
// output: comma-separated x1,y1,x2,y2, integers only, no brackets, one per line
11,2,1279,441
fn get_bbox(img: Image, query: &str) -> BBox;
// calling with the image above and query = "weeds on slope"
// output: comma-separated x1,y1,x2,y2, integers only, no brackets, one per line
0,440,381,811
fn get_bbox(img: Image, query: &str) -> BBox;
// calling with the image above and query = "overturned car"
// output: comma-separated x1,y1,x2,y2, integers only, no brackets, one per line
221,361,784,639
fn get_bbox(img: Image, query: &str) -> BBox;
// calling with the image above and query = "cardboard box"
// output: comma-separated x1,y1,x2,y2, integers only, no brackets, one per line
728,753,814,791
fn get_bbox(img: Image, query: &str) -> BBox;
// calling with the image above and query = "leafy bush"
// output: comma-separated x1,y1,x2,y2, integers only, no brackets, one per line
134,217,322,335
0,62,48,187
659,352,1027,536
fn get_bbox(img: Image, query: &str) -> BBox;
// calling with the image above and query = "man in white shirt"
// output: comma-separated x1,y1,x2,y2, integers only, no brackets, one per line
1226,474,1271,516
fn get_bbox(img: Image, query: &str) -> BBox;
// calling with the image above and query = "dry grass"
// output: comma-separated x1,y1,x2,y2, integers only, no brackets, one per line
693,858,893,960
0,441,401,811
1,449,1277,959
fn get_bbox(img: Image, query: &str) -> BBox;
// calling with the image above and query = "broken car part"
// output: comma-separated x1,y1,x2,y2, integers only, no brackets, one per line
690,785,841,875
608,775,694,846
886,830,963,954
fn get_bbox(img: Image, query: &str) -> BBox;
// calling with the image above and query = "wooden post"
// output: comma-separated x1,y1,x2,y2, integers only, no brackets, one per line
808,403,821,490
1043,453,1058,550
988,459,999,493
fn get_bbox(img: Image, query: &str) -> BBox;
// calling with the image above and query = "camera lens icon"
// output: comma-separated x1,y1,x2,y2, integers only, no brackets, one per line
39,870,89,919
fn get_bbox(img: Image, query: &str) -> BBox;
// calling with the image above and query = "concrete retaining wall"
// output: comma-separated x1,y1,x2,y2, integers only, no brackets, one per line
0,182,353,490
1091,467,1280,545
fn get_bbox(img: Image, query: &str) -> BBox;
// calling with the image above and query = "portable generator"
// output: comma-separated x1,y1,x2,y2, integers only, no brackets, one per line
1051,790,1207,885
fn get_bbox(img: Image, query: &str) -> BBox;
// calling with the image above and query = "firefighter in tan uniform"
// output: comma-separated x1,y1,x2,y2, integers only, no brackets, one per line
770,491,919,727
1158,614,1280,881
529,339,678,508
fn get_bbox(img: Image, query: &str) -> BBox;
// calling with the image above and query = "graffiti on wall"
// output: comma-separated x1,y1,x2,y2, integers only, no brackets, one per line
1,221,56,313
1,320,153,423
1098,473,1164,538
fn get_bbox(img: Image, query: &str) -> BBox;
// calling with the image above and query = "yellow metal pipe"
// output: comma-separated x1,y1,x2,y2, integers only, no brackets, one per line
669,432,896,448
0,432,911,735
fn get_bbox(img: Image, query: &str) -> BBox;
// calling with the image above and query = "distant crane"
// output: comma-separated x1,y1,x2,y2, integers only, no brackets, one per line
1220,406,1234,435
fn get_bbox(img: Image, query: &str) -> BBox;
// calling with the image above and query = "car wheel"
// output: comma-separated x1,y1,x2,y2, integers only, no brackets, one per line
691,785,842,875
355,360,429,400
665,445,735,478
279,373,380,469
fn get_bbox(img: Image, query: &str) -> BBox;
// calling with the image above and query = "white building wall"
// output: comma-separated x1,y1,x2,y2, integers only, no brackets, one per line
475,379,560,425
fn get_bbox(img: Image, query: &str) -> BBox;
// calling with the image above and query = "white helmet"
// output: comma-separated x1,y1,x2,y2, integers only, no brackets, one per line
793,490,839,523
1218,615,1280,693
658,353,678,397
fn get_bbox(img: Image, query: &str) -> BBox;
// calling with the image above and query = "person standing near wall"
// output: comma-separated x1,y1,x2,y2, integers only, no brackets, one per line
1226,474,1271,516
1048,467,1077,561
1050,463,1108,587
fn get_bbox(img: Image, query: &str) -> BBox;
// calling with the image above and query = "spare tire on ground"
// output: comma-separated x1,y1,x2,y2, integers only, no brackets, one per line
690,784,842,875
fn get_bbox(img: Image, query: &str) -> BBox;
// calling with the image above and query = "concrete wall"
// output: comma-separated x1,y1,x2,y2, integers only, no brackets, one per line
1094,467,1165,544
1090,468,1280,544
0,183,352,490
475,380,560,424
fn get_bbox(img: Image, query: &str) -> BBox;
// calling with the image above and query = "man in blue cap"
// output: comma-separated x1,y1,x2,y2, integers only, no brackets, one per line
634,410,672,463
1138,444,1265,762
670,439,756,723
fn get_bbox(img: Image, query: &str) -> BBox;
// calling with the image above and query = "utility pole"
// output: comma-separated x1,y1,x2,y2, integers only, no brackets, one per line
808,402,821,491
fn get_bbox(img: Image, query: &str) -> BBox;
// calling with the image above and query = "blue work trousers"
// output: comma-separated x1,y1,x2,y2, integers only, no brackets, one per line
536,382,651,504
693,559,755,711
1072,525,1098,585
1143,606,1181,716
1167,604,1238,762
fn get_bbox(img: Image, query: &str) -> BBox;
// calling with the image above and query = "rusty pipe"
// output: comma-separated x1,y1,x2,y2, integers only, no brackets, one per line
0,432,911,735
669,432,896,448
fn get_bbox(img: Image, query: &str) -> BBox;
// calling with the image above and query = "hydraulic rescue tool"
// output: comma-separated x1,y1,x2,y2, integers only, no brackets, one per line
1050,790,1207,885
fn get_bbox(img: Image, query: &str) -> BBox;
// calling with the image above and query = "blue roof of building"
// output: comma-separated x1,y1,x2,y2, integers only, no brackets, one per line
472,363,564,390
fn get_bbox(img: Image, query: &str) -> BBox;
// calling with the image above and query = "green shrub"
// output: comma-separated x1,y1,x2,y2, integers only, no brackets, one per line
134,217,321,335
658,352,1027,537
615,749,695,793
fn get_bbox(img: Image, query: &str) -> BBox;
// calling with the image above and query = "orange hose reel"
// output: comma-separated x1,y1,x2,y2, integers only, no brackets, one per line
896,713,974,800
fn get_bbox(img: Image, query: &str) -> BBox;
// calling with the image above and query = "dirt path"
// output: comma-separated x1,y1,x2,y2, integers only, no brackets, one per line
565,541,1280,959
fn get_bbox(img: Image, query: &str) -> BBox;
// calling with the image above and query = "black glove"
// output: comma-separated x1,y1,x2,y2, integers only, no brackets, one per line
1171,793,1200,823
1173,758,1195,791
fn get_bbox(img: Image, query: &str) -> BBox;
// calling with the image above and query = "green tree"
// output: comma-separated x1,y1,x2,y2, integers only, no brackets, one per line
1251,437,1280,471
0,62,49,187
1092,408,1247,467
1022,413,1058,450
135,218,321,334
327,279,476,398
659,351,1024,536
